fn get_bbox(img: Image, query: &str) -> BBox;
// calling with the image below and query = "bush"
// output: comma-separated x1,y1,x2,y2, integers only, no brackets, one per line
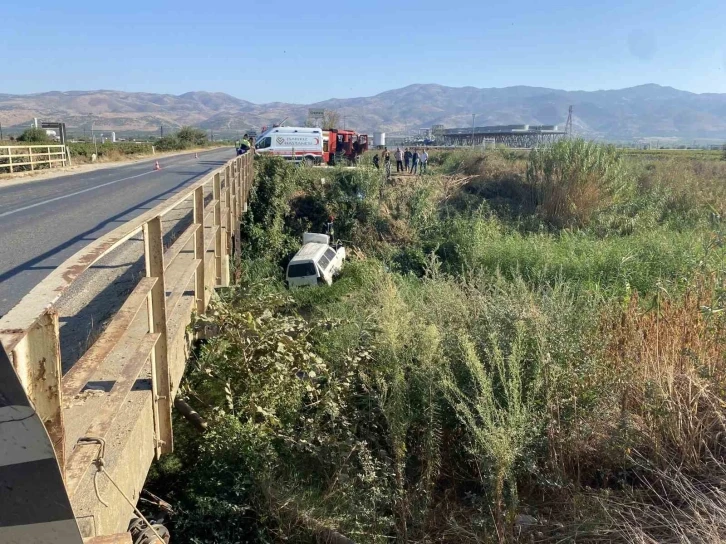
69,141,153,160
527,139,633,227
17,127,50,142
153,135,185,152
177,126,208,146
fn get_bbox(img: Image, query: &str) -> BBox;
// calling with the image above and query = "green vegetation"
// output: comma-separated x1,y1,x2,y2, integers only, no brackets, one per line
16,127,51,142
148,141,726,543
154,126,210,152
68,141,154,160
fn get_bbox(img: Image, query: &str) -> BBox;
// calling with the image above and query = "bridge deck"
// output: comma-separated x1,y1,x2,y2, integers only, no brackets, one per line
0,154,253,540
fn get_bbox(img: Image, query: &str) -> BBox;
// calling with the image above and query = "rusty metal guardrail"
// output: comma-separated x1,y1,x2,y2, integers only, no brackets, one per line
0,152,253,542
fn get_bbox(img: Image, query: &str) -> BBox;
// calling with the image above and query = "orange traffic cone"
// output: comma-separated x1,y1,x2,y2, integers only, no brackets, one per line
154,161,161,171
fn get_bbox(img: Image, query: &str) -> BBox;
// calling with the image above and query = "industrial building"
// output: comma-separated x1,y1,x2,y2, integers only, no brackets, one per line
437,124,566,148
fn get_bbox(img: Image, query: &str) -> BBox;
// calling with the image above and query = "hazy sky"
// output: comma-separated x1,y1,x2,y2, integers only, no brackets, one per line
3,0,725,103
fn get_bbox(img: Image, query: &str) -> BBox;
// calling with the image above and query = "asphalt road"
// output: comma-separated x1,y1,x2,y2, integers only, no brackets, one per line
0,148,236,317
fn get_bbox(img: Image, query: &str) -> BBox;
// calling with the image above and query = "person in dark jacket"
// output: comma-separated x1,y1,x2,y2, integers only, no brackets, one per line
410,149,419,174
372,153,380,170
404,148,412,171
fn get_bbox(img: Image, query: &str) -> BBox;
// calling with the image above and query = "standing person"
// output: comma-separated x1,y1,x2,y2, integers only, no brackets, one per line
372,153,380,170
404,148,412,171
420,148,428,174
395,147,404,173
411,148,419,174
382,147,391,181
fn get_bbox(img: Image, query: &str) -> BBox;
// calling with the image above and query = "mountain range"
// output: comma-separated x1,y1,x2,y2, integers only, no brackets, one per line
1,84,726,141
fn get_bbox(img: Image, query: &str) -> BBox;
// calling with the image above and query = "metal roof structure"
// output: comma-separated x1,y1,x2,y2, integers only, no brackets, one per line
439,124,566,148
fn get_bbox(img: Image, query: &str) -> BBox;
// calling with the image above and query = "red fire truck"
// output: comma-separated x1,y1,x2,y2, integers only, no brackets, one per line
323,129,368,165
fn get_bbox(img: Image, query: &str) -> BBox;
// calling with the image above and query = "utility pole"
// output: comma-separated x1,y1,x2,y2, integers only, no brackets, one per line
0,122,3,141
471,113,477,146
92,121,98,157
565,105,573,138
160,125,164,138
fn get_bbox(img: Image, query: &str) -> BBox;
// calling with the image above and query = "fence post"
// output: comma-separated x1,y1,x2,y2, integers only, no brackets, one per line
193,187,206,314
8,147,12,173
143,216,173,456
225,165,232,249
213,173,223,286
220,166,231,285
8,312,65,472
231,159,239,255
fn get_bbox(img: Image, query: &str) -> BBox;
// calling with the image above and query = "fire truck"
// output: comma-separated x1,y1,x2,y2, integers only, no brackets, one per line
323,129,368,165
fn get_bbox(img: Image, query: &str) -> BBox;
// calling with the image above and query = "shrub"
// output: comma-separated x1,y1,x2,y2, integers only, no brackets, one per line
17,127,50,142
177,126,207,146
153,135,184,152
527,139,633,227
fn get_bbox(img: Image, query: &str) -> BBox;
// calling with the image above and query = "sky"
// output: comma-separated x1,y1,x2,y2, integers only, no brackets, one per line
2,0,725,104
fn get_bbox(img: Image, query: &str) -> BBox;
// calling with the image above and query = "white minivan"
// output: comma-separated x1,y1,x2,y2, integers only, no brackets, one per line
286,233,346,288
255,126,323,165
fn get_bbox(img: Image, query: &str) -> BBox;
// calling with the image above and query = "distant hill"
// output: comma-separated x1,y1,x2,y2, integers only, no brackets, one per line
2,84,726,141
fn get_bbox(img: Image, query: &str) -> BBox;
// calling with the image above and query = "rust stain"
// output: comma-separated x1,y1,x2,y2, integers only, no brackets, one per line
0,328,25,334
37,356,48,382
60,238,122,285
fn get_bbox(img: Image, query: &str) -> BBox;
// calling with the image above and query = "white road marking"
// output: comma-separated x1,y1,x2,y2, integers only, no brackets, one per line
0,170,154,219
0,150,221,220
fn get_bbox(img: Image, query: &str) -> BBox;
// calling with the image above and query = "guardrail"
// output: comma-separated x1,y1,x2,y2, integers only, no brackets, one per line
0,152,253,540
0,144,68,172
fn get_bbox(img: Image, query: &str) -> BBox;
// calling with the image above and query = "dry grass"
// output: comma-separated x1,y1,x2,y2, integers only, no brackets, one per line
604,282,726,469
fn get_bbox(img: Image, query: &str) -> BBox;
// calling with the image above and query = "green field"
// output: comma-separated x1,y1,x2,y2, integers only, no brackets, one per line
148,142,726,543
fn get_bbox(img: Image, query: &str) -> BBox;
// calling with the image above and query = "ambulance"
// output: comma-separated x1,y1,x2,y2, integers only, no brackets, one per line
254,126,323,164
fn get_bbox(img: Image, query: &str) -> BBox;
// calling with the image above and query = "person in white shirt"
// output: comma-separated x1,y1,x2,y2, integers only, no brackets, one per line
420,149,429,174
394,148,404,173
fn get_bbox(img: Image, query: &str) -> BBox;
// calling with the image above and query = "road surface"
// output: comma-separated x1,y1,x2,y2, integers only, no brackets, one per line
0,148,236,318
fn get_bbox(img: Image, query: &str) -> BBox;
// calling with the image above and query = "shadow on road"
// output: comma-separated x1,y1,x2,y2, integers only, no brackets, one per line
0,171,211,291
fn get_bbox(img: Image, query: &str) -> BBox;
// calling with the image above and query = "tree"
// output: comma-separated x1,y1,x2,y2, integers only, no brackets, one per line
305,109,341,129
17,127,49,143
177,126,207,146
322,110,341,130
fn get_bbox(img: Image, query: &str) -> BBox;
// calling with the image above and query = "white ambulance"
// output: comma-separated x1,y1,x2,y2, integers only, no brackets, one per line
254,126,323,165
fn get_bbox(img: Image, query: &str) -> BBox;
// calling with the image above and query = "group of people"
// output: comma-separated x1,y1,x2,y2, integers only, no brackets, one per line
235,134,253,155
372,147,428,176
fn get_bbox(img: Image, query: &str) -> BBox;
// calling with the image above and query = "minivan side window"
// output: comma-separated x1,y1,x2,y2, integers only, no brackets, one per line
256,137,272,149
319,248,338,271
318,253,331,270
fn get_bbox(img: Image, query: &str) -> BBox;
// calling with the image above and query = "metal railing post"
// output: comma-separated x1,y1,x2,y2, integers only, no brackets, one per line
193,187,206,313
225,165,232,250
213,173,223,286
143,216,173,456
8,312,65,471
